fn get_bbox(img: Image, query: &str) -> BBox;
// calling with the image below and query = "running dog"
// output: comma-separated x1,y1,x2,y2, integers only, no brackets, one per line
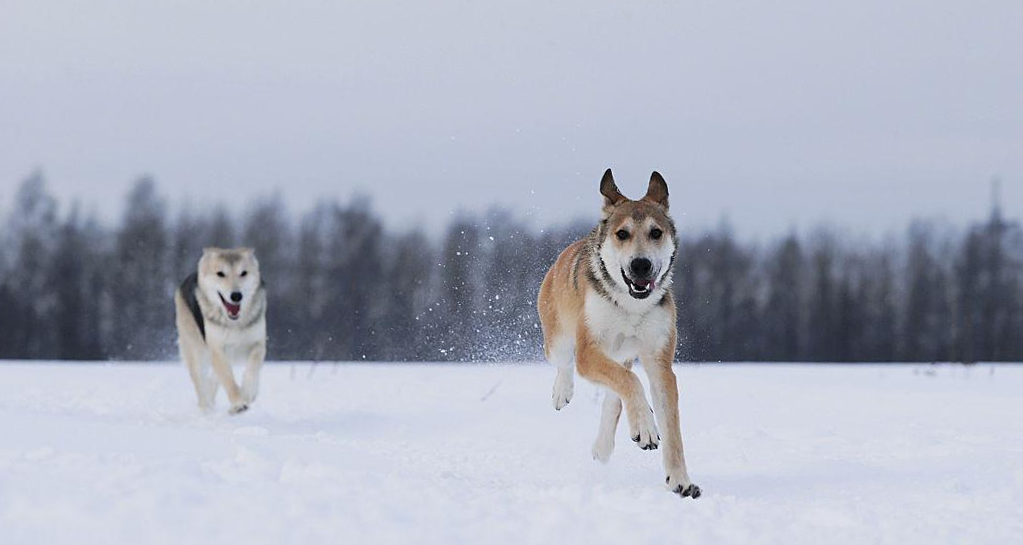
175,247,267,415
538,169,700,498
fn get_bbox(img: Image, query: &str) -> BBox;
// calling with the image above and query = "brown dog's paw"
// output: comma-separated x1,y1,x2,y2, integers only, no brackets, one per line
679,484,701,498
666,476,701,499
629,408,659,450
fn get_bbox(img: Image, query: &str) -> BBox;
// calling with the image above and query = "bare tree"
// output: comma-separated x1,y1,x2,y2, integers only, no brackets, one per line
113,177,172,360
1,173,1021,364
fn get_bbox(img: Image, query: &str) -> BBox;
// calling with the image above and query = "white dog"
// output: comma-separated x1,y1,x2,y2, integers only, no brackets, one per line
174,247,267,414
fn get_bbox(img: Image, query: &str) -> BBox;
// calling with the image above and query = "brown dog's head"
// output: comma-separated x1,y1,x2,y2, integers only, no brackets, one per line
597,169,677,300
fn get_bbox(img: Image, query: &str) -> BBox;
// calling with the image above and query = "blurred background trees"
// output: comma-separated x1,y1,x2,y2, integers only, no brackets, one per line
1,173,1021,363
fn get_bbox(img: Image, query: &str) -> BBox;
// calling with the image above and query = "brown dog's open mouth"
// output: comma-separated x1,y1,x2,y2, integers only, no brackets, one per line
218,293,241,320
621,269,655,299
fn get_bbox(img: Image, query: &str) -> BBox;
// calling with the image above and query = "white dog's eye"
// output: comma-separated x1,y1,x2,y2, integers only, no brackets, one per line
216,272,226,278
240,271,248,277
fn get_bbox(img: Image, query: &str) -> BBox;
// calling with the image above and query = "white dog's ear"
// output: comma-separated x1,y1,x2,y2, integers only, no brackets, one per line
241,247,259,268
600,169,626,215
643,171,669,210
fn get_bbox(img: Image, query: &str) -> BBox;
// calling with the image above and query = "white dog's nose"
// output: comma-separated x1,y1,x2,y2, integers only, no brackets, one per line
230,292,243,303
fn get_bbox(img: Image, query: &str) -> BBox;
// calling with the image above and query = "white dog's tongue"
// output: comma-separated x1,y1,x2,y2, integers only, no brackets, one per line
220,297,241,317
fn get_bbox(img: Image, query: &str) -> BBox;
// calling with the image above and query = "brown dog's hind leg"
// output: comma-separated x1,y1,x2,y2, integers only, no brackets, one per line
591,388,622,462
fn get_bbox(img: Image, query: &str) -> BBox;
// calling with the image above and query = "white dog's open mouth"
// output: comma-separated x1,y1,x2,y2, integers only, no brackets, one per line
218,293,241,320
621,269,655,299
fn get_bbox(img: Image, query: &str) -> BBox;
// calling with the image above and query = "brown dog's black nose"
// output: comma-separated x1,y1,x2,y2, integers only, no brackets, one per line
630,258,652,278
230,292,243,303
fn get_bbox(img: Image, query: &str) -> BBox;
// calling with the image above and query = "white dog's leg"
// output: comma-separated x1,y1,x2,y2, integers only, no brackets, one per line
181,342,216,412
209,347,248,415
241,342,266,405
194,357,218,411
591,388,622,462
641,353,700,498
547,335,575,410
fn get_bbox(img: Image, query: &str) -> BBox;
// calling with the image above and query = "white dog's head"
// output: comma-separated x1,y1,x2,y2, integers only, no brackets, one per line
596,169,677,300
197,247,261,321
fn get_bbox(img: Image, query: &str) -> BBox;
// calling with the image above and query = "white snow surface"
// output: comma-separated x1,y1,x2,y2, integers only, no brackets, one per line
0,362,1020,545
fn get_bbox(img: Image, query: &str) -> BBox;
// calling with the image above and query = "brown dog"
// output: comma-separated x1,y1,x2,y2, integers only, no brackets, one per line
538,169,700,498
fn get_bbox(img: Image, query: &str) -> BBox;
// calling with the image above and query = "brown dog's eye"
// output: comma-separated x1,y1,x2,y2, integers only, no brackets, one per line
616,230,630,241
240,271,248,277
217,272,226,278
650,228,663,240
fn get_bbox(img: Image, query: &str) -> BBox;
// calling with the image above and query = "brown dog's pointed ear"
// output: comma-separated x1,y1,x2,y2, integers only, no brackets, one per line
643,171,669,209
600,169,626,214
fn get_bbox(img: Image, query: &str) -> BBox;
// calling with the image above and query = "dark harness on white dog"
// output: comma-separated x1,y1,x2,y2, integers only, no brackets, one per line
180,273,206,341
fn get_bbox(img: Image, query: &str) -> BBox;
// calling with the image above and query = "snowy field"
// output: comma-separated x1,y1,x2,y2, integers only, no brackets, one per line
0,362,1020,545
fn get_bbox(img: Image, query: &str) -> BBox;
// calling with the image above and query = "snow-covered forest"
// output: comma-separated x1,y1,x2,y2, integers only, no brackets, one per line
1,172,1021,363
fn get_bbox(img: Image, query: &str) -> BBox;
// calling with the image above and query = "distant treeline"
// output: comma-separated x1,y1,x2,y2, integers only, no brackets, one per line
1,172,1021,362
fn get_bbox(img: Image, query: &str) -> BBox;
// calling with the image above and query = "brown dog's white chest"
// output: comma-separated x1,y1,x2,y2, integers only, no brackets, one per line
583,292,674,362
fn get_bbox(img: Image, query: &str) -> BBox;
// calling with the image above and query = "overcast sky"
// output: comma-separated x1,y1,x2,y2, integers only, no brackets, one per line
1,0,1020,237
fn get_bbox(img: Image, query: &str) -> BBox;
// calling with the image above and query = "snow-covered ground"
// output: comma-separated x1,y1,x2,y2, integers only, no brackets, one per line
0,362,1020,545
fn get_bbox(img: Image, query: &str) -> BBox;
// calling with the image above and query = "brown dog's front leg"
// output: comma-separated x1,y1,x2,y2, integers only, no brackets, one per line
641,340,700,498
576,326,659,450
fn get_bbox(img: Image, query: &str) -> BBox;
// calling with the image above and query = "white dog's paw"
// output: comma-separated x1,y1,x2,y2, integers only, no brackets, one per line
228,403,249,415
628,407,659,450
591,433,615,463
666,473,701,499
551,370,574,411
